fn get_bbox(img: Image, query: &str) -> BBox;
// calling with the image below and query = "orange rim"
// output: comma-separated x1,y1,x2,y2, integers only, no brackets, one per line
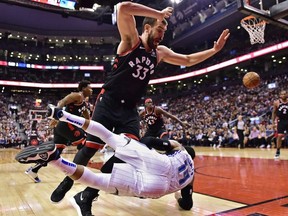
241,15,266,26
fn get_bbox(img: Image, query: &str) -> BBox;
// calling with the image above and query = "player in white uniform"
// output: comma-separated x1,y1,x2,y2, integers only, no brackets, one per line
16,106,194,201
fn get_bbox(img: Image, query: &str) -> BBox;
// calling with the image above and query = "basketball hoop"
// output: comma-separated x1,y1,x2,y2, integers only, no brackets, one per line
241,15,266,45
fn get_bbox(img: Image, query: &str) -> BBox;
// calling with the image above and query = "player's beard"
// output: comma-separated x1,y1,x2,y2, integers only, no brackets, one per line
147,34,157,49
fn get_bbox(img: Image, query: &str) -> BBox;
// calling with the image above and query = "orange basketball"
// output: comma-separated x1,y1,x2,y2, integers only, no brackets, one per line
243,72,260,89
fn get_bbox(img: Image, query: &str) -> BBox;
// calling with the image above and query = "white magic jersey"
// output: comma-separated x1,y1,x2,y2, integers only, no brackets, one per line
108,135,194,198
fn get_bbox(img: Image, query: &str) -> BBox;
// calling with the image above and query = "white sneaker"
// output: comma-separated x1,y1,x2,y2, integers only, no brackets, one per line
267,145,271,149
25,167,41,183
260,144,265,148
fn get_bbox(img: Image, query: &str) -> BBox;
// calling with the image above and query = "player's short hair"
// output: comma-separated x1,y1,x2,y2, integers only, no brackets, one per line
142,17,168,33
78,80,91,91
184,146,195,160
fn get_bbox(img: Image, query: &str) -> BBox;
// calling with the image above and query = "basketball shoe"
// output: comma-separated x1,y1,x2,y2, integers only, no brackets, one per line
25,167,41,183
50,176,74,203
274,150,280,159
70,191,97,216
15,141,59,164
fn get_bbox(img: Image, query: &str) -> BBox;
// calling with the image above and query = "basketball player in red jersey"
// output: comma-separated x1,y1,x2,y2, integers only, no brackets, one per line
25,80,92,184
272,90,288,159
50,2,229,215
139,98,189,139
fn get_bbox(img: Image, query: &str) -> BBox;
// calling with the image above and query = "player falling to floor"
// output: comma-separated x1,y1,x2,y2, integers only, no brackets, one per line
272,90,288,159
50,2,229,215
139,98,189,139
24,80,92,183
16,106,195,215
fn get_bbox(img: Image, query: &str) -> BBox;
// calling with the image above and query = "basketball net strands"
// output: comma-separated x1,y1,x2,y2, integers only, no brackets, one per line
240,0,266,45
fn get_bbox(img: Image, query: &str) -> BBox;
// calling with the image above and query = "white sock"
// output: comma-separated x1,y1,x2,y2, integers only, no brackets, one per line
51,158,112,192
50,157,77,176
60,110,114,144
59,110,128,149
77,167,114,193
59,110,86,127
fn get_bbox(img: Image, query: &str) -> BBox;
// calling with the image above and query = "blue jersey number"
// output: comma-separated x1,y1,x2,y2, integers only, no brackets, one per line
178,158,193,185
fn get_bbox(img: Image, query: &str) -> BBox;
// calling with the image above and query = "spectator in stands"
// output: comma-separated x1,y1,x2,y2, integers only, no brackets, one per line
258,124,267,148
248,126,260,148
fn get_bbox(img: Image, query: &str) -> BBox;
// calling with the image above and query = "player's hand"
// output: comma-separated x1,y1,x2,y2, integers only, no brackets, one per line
159,7,173,20
213,29,230,52
49,119,58,128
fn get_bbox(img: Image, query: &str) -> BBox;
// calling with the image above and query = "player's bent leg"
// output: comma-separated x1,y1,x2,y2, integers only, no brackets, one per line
73,145,98,165
25,166,41,183
51,141,102,203
274,135,283,159
70,142,104,215
70,172,113,216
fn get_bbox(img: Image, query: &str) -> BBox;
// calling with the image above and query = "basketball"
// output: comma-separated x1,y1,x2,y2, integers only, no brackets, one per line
242,72,260,89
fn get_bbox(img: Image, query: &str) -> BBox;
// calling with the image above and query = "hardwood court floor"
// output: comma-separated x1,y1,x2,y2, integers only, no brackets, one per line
0,146,287,216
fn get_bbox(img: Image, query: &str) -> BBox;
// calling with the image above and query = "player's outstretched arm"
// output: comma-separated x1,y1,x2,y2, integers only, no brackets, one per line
158,29,230,67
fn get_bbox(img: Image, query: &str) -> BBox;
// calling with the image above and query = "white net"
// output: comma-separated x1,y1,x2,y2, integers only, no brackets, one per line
241,15,266,45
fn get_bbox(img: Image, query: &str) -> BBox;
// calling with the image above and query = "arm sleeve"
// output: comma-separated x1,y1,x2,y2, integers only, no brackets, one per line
139,136,173,152
177,184,193,210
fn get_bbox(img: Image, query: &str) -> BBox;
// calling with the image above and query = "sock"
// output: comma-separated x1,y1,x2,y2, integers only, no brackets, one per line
76,167,112,193
50,157,77,176
60,110,115,145
49,158,107,192
59,111,86,127
59,110,127,150
32,163,43,173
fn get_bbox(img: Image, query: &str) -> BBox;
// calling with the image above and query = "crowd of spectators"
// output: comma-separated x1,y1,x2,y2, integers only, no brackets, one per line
0,94,24,147
0,92,57,148
1,13,287,83
1,64,287,150
148,67,288,149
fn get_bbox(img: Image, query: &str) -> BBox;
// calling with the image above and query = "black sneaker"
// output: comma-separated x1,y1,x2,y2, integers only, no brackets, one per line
46,104,63,120
70,191,97,216
274,151,280,159
50,176,74,203
15,141,58,164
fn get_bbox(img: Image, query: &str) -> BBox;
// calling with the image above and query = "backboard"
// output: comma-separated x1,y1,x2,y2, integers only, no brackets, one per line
237,0,288,29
